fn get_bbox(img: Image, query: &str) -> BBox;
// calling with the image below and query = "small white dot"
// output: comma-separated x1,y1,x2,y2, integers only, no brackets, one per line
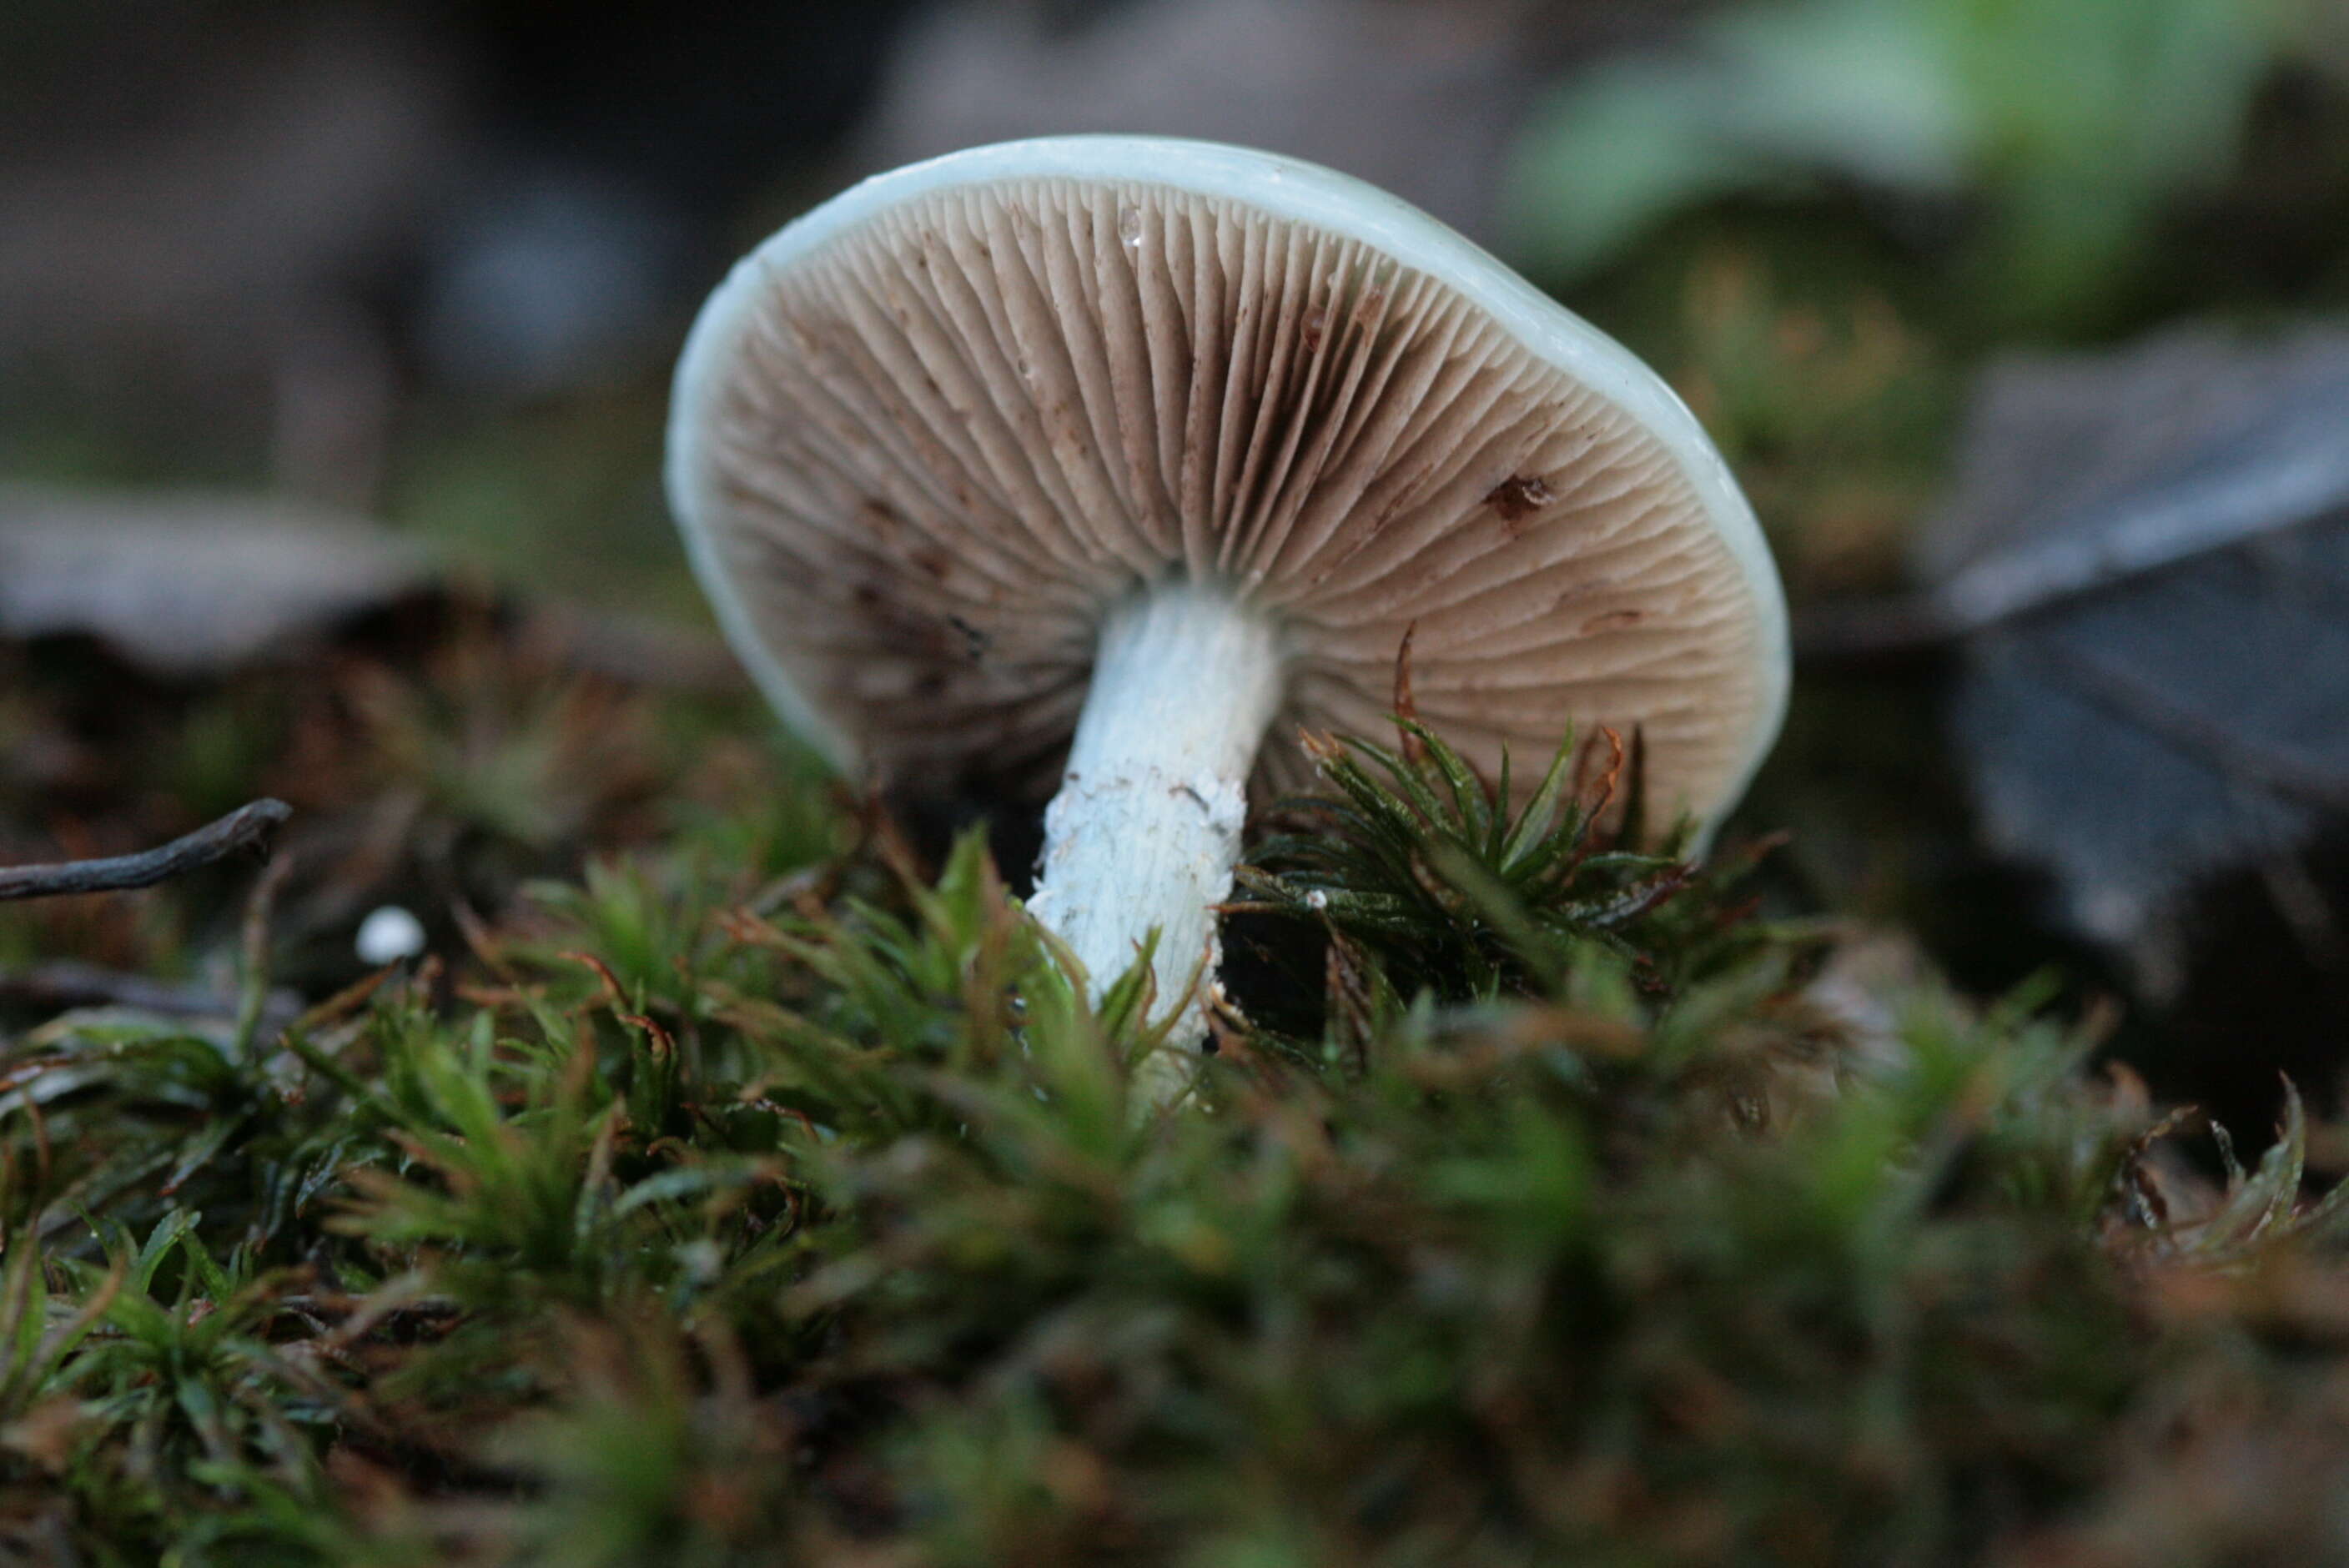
355,906,426,965
1305,890,1329,912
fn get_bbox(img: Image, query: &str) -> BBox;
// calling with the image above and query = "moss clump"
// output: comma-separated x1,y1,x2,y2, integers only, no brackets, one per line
2,682,2348,1565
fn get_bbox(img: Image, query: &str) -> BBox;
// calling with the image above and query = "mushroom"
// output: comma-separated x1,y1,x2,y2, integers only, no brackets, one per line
666,137,1788,1103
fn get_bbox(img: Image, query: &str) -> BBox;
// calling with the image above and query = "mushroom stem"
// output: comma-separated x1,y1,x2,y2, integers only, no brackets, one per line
1027,580,1285,1108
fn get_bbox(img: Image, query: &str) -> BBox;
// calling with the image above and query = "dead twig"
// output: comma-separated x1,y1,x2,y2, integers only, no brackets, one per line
0,800,293,902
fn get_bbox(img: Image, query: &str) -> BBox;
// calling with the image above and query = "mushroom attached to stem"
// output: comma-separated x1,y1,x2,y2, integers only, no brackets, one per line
666,136,1790,1106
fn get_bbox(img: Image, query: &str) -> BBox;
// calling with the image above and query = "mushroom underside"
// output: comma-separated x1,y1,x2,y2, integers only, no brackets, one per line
683,172,1769,817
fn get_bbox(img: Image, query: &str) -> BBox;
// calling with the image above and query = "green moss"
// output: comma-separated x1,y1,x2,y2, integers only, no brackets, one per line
3,695,2348,1565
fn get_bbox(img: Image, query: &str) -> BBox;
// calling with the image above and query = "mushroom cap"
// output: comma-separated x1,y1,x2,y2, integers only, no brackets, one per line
668,136,1788,831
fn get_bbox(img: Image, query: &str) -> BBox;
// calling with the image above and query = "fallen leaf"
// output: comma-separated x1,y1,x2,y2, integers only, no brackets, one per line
0,486,431,676
1917,326,2349,981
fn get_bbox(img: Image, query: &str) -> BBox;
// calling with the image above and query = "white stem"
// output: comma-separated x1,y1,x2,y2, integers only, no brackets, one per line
1026,582,1285,1108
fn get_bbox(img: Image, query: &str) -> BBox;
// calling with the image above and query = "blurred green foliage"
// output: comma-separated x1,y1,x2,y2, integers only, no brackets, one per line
1506,0,2310,325
388,389,702,619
